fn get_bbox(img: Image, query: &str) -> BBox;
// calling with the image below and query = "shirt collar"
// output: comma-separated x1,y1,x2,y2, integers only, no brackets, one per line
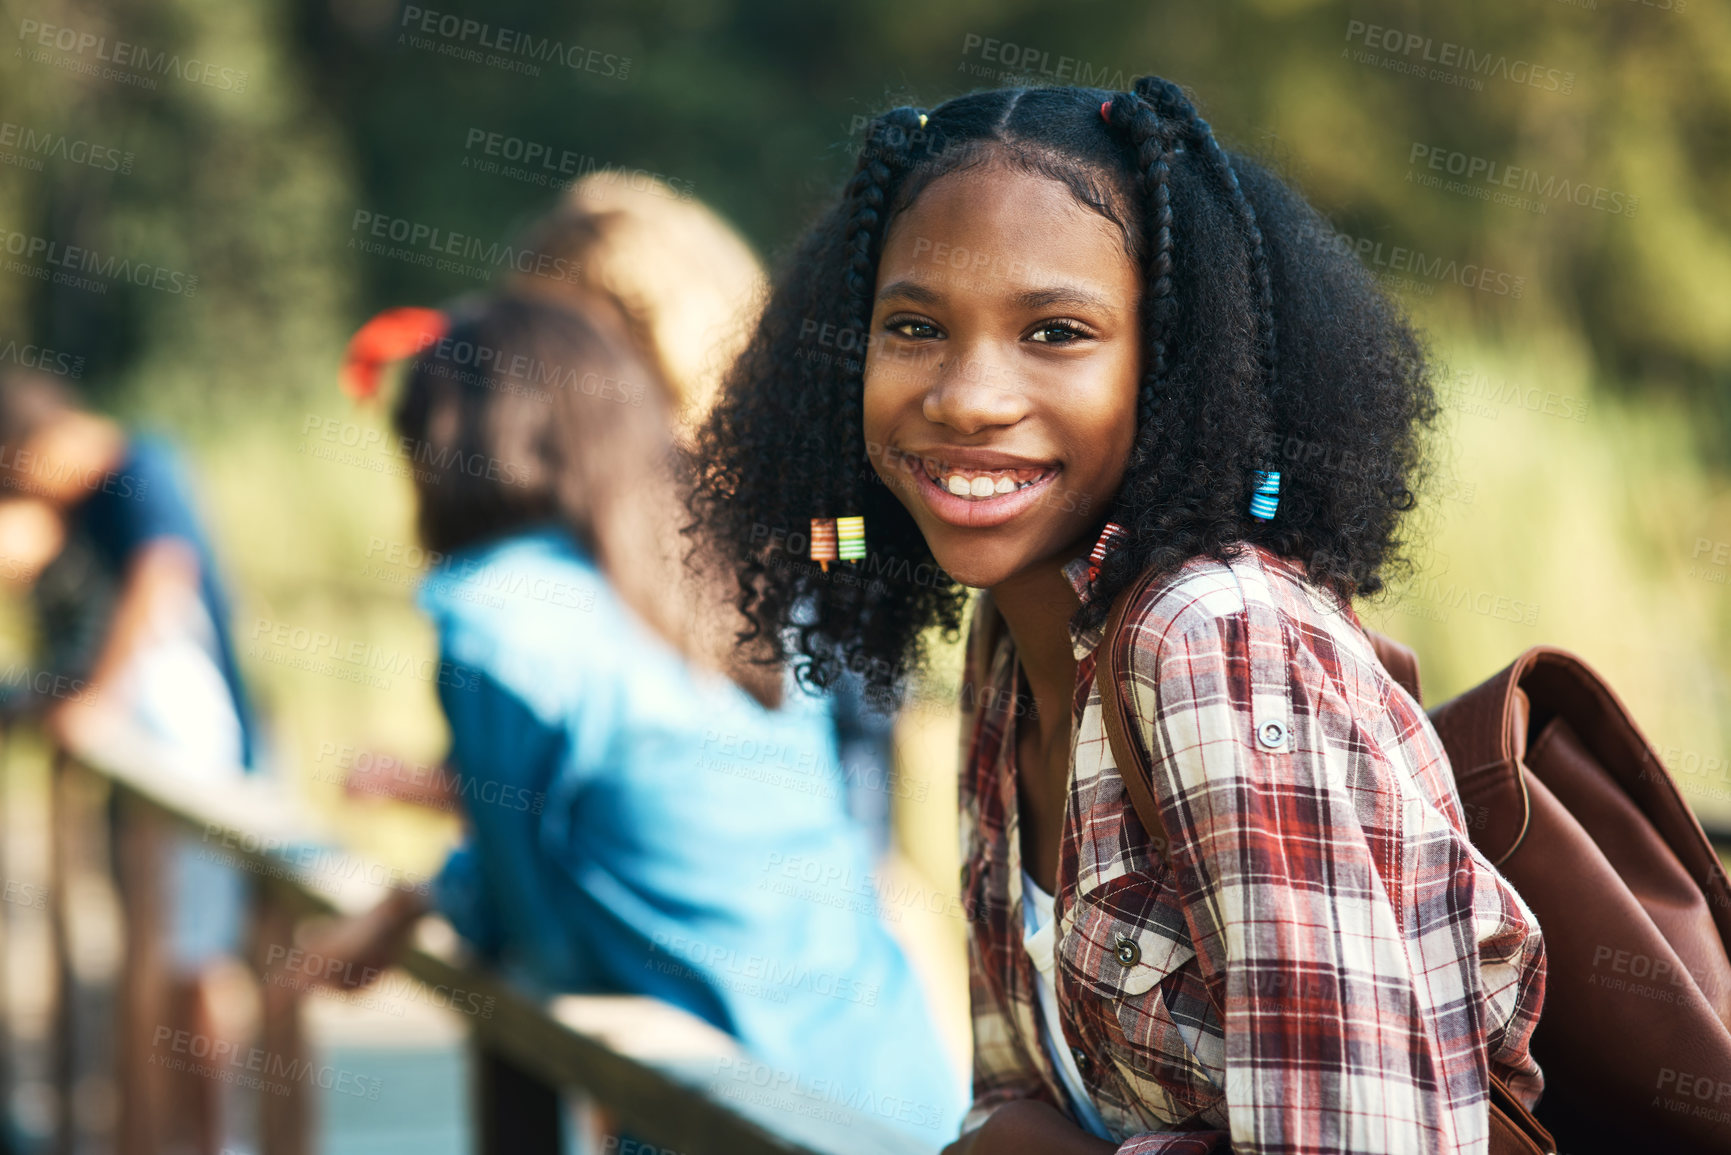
1060,554,1106,661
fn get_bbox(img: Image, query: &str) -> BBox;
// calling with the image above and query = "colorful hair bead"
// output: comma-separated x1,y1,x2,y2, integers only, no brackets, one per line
836,516,866,561
1086,521,1127,584
1248,471,1281,521
810,518,838,572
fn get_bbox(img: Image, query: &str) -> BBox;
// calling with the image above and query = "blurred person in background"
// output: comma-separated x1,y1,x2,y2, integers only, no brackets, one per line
350,171,905,857
509,171,906,857
0,368,259,1154
293,211,964,1142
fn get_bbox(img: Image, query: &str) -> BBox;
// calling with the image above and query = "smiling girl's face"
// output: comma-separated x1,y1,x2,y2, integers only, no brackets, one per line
863,160,1142,591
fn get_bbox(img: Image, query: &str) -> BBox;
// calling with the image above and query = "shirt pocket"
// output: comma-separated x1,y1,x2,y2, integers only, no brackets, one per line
1057,877,1223,1127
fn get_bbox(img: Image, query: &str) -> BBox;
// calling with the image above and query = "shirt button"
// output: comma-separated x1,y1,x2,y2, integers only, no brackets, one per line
1114,937,1141,967
1070,1046,1092,1073
1257,719,1287,749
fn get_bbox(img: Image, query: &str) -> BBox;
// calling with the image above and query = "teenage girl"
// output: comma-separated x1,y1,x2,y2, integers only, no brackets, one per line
351,172,905,855
509,171,906,853
303,285,965,1146
689,78,1546,1155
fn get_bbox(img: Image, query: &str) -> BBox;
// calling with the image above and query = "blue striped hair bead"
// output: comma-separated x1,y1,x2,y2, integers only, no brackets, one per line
1248,470,1281,521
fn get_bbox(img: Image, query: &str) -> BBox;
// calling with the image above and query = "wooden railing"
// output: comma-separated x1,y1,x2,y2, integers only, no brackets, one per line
5,722,940,1155
14,720,1730,1155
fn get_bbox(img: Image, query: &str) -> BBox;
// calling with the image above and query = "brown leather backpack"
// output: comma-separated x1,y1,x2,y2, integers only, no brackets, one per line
1420,642,1731,1155
1097,572,1731,1154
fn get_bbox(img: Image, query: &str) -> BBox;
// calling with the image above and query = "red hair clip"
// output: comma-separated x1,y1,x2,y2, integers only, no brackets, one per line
1100,100,1113,123
340,306,448,401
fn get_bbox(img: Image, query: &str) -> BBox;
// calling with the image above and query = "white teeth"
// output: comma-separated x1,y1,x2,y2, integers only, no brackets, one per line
929,463,1055,499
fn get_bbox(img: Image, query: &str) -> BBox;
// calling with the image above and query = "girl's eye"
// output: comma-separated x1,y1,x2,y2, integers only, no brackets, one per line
887,318,941,340
1028,321,1089,344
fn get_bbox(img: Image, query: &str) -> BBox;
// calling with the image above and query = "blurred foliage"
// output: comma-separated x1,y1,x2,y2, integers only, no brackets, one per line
1,0,1730,864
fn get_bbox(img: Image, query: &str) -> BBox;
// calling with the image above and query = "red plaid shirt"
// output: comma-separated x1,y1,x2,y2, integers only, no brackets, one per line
958,544,1545,1155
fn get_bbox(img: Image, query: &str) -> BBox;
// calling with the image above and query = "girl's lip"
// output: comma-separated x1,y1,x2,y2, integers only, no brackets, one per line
898,454,1060,529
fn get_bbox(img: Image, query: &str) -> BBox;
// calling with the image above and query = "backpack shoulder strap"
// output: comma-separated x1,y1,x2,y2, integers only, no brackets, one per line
1425,652,1535,867
1098,570,1172,857
1364,628,1423,707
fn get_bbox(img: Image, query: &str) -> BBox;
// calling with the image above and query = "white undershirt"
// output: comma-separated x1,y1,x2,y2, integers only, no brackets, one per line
1020,868,1114,1140
113,587,244,779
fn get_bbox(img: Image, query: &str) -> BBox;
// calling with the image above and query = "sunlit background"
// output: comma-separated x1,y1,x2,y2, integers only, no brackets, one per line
0,0,1727,1147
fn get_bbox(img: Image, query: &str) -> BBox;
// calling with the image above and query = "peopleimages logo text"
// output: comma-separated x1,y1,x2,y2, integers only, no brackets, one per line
1408,143,1638,217
16,20,249,91
0,122,133,174
1342,20,1574,94
349,210,583,284
0,228,197,296
398,8,630,77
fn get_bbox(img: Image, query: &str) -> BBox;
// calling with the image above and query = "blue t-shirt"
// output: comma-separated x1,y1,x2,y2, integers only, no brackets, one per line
422,527,965,1144
30,435,256,768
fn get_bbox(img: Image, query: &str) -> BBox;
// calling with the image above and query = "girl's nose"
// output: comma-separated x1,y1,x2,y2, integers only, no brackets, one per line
919,347,1027,435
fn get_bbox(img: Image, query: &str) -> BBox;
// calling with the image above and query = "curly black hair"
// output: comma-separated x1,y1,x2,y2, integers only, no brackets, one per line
687,76,1437,707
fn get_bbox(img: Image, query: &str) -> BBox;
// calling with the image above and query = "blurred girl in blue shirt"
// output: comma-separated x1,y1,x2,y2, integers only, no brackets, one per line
309,280,962,1143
